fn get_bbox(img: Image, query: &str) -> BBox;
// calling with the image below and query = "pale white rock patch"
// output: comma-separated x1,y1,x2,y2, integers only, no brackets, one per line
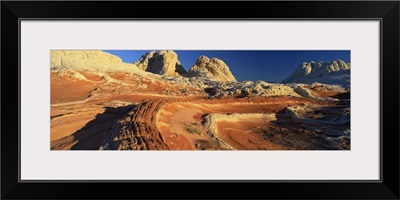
282,59,350,87
50,50,143,74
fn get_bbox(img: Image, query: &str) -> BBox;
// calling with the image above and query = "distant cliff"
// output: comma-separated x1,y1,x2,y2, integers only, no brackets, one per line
282,59,350,87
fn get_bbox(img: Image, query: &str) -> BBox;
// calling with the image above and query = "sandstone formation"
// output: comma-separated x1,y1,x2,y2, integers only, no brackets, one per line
282,59,350,87
186,55,237,82
133,50,187,76
50,50,142,73
50,50,351,151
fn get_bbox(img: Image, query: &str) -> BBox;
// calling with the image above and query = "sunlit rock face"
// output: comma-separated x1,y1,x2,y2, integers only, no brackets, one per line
50,50,141,73
186,55,237,82
282,59,350,87
134,50,187,76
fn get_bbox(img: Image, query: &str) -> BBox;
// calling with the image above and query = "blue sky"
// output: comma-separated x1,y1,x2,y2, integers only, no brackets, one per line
103,50,350,82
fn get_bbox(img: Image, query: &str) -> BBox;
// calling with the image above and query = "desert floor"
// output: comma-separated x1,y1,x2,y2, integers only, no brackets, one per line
50,71,350,150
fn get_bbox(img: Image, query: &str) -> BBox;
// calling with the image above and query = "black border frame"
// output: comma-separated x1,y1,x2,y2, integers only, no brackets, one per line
17,18,382,184
2,1,399,199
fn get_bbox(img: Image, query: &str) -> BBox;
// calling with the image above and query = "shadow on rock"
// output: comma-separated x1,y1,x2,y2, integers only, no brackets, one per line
51,104,136,150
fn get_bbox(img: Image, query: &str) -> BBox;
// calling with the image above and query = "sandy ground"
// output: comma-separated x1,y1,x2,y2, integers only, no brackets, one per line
156,97,338,150
50,71,350,150
51,74,96,103
214,115,289,150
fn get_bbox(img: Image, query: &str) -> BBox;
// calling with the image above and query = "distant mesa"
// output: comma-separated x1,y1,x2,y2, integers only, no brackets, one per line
133,50,187,76
186,55,237,82
282,59,350,87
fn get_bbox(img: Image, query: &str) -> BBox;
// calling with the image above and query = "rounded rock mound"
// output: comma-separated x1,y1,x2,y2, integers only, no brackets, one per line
186,55,237,82
133,50,187,76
